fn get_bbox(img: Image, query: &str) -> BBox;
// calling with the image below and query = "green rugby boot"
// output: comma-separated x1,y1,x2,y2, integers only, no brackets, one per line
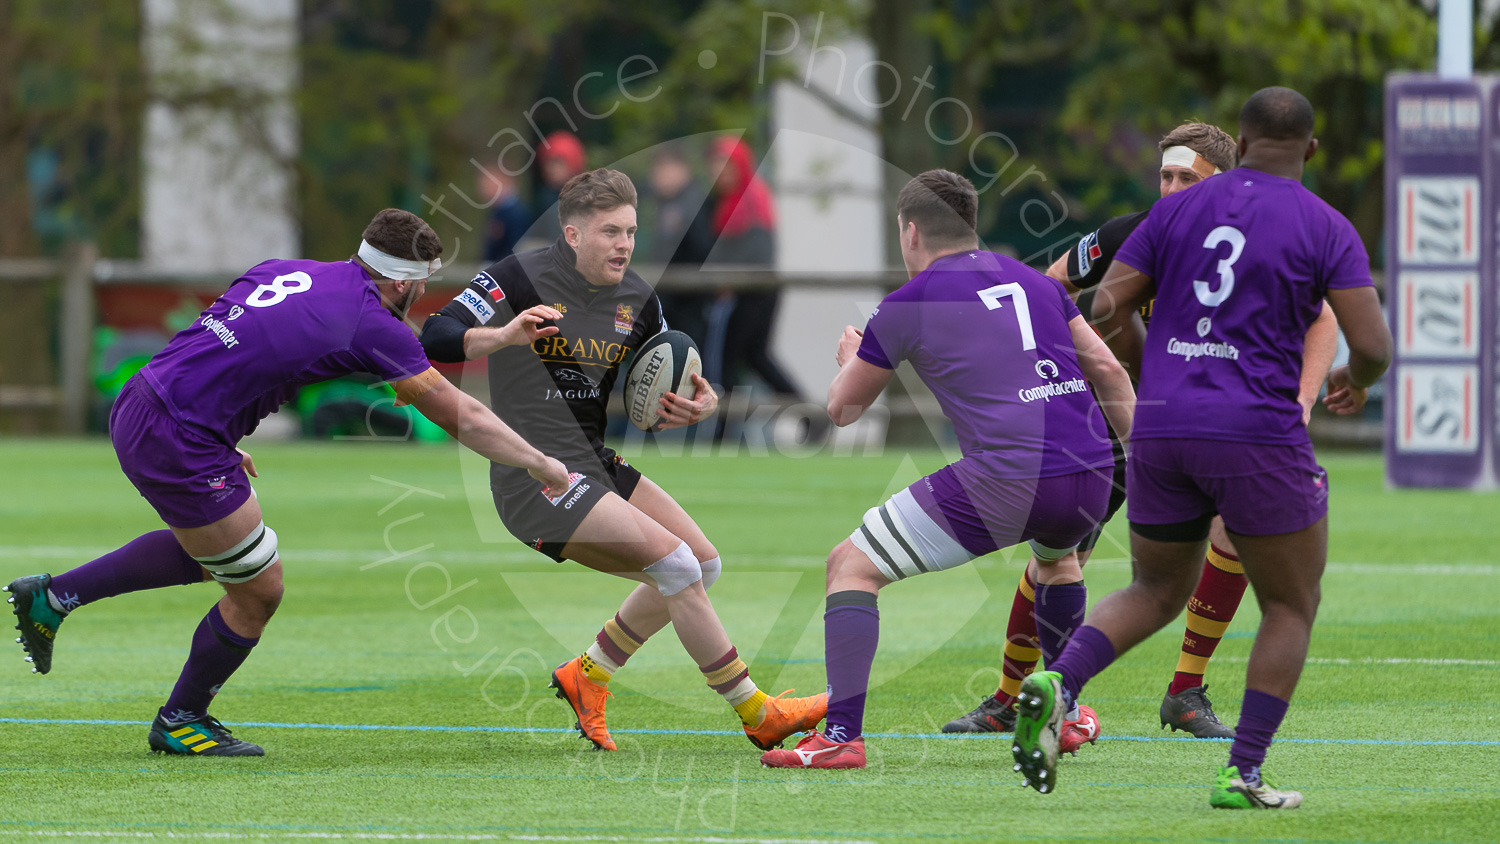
1011,670,1065,794
1209,765,1302,809
6,574,65,674
148,710,265,757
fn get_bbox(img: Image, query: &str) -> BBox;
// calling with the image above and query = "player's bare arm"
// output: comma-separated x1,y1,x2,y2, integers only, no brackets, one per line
655,373,718,430
408,374,570,492
1067,315,1135,442
1298,302,1339,422
1044,253,1083,296
1323,284,1392,404
459,304,565,359
827,327,894,426
1092,259,1154,378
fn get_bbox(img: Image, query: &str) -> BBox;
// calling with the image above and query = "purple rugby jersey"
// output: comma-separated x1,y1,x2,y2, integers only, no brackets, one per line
139,259,433,445
1114,169,1373,445
857,250,1113,479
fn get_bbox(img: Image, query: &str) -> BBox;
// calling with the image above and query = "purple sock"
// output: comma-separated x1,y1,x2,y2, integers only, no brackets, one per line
161,604,259,723
48,531,202,613
823,591,879,742
1228,688,1290,784
1047,624,1116,706
1033,580,1087,667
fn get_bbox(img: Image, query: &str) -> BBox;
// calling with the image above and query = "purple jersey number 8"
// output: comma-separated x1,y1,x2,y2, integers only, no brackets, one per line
247,271,314,308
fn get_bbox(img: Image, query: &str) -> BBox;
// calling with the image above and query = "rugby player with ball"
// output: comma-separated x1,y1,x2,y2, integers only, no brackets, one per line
420,168,825,752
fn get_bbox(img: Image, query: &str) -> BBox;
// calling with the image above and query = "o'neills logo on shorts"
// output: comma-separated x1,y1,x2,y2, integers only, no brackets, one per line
1018,378,1089,403
1167,337,1240,362
201,315,240,349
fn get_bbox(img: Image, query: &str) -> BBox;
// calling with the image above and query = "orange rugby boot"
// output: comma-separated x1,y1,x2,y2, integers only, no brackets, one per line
743,689,828,750
549,657,616,751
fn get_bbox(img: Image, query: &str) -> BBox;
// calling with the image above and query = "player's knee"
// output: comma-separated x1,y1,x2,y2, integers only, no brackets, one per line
699,555,722,590
642,542,703,597
195,523,280,586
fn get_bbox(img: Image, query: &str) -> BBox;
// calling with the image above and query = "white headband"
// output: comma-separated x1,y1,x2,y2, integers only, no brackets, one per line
1161,145,1222,176
357,239,441,281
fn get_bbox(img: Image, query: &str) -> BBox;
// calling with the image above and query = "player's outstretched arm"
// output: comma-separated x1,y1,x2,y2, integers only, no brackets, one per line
1297,302,1339,422
420,307,562,362
1067,315,1135,442
828,327,894,426
1044,253,1083,297
409,376,570,492
1091,259,1153,379
1323,286,1392,390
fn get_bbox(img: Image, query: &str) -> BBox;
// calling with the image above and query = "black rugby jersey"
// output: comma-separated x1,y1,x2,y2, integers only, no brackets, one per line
1066,210,1153,326
420,238,664,491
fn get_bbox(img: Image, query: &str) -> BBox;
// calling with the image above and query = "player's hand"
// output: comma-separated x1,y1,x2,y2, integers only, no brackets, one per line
499,305,563,348
236,448,258,478
835,325,863,368
1322,364,1369,416
657,373,717,430
529,456,571,496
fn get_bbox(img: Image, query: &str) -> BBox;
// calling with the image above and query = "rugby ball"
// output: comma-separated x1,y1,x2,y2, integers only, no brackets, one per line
623,330,702,432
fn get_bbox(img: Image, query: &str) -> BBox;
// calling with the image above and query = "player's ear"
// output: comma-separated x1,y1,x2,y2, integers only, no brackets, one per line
563,222,580,248
1303,137,1318,163
1236,136,1248,161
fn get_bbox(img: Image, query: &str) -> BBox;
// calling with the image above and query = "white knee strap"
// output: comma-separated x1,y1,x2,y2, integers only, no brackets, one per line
642,542,702,596
195,523,280,584
1029,539,1078,562
700,556,722,590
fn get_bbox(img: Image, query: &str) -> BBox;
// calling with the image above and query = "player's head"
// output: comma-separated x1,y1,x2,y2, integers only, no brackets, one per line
356,208,443,318
1237,86,1318,171
895,169,978,276
560,168,638,287
1157,122,1236,198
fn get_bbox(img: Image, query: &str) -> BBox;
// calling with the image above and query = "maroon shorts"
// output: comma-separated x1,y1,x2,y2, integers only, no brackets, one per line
110,377,252,529
1126,437,1328,537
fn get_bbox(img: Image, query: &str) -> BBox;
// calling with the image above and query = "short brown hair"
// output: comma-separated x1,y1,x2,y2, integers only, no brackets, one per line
361,208,443,262
1158,122,1237,172
558,168,638,225
896,170,978,245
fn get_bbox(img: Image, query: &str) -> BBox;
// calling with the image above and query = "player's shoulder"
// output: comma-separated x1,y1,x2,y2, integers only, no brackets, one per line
1101,210,1149,240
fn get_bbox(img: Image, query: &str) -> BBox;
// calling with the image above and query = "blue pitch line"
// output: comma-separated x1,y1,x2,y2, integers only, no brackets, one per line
2,717,1498,747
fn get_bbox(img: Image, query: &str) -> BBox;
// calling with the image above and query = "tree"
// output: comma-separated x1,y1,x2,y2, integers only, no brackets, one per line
869,0,1438,259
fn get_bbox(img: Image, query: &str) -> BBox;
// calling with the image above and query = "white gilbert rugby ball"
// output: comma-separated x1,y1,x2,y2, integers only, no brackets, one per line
623,330,702,432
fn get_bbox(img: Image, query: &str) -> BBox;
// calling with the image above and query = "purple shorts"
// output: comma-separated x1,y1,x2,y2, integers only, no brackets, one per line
911,460,1112,557
1126,437,1329,537
110,376,252,529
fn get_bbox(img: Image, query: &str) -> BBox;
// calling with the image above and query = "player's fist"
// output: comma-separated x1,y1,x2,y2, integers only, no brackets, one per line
836,325,864,368
1322,364,1369,416
529,456,571,496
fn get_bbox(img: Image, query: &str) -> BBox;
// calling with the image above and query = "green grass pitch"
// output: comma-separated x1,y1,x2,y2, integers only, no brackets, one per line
0,439,1496,843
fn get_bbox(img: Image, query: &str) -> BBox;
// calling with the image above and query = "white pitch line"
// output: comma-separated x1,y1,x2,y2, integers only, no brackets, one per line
0,832,874,844
1212,656,1500,667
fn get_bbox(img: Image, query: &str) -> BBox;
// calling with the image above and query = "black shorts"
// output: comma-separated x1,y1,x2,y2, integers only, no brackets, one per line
494,445,643,563
1077,433,1127,554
